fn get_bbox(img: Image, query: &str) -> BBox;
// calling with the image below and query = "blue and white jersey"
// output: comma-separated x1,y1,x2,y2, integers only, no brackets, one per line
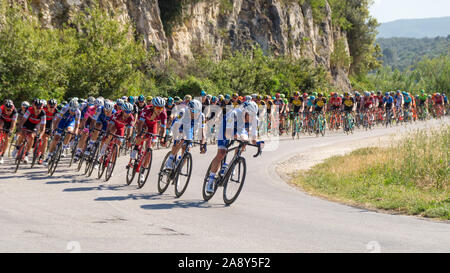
171,108,205,141
57,105,81,125
94,106,116,123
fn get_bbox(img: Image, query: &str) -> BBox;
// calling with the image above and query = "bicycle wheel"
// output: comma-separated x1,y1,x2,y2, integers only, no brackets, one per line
104,144,118,182
320,117,326,136
157,152,172,194
30,139,41,169
223,157,247,205
68,137,79,168
137,149,153,189
14,144,25,173
126,159,136,186
76,152,85,172
202,160,221,201
48,143,63,177
174,153,192,198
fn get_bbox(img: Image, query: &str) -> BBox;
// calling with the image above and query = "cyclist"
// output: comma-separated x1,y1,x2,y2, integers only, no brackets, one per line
0,100,18,164
432,93,445,117
314,93,327,114
136,95,147,116
95,102,135,169
329,92,342,127
44,99,80,165
273,93,286,133
84,100,116,160
74,97,102,161
14,99,47,164
128,97,167,182
289,91,304,132
16,101,30,131
382,92,394,121
205,100,259,193
39,99,58,164
164,99,206,170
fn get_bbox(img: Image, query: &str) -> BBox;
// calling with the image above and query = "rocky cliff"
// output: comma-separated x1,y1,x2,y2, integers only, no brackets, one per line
21,0,352,90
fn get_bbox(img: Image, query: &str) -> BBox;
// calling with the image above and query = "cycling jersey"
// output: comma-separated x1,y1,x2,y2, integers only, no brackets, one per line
23,107,46,131
289,96,303,113
109,111,135,137
433,96,444,105
362,96,374,109
172,108,205,143
139,107,167,135
383,96,394,109
94,106,116,131
314,97,327,111
43,106,57,134
56,106,81,134
342,97,355,112
0,105,18,131
329,97,342,107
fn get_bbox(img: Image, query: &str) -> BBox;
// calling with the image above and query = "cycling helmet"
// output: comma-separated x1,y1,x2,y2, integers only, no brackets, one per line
312,92,318,97
385,92,390,96
303,93,308,98
33,99,44,109
218,95,225,101
344,92,349,97
4,99,14,109
121,102,133,113
251,93,258,100
206,94,212,100
86,97,95,106
224,94,231,100
48,99,57,107
232,93,239,99
121,96,127,101
138,95,145,102
21,101,30,108
275,93,281,97
280,94,285,99
436,93,441,96
211,96,218,103
310,96,316,100
128,96,135,104
184,95,192,102
293,91,300,97
146,96,153,103
364,91,370,96
116,99,124,106
174,96,181,103
245,95,252,102
69,99,79,111
318,93,323,97
167,97,174,105
188,99,202,113
243,101,258,115
94,97,104,107
152,97,165,108
201,90,207,97
104,101,114,112
42,100,47,108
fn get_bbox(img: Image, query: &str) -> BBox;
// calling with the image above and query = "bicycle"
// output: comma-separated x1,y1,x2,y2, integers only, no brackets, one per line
157,140,206,198
97,132,124,182
202,140,263,205
47,129,76,177
343,112,354,134
30,134,44,168
291,112,302,140
13,129,36,173
126,132,162,189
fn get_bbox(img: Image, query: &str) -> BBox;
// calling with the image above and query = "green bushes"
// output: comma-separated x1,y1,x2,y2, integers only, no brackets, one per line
0,1,152,104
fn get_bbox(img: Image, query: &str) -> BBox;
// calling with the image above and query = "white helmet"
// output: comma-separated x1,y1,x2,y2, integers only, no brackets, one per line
243,101,258,115
104,101,114,112
87,96,95,105
188,99,202,113
69,99,79,111
94,97,104,107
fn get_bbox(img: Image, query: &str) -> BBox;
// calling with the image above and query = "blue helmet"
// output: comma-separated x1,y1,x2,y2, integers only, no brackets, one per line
121,102,133,113
152,97,165,108
167,97,174,105
201,90,207,97
128,96,135,104
138,95,145,102
116,99,124,106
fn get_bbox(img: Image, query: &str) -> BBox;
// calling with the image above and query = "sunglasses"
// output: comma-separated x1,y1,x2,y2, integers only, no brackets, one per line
154,106,163,110
123,110,132,114
190,109,200,113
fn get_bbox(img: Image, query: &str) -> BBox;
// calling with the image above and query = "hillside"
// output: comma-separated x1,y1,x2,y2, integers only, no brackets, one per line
377,17,450,38
377,36,450,71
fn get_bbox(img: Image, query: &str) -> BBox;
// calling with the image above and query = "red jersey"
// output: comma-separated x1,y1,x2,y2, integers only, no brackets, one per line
44,106,57,122
139,107,167,134
110,111,135,136
329,97,342,107
0,105,18,123
23,106,46,125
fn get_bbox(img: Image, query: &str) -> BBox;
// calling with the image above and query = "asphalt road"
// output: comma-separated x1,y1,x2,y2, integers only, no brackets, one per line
0,118,449,252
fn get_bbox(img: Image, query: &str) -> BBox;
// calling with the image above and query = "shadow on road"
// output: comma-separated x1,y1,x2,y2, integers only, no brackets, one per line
63,184,128,192
94,193,172,202
140,200,225,210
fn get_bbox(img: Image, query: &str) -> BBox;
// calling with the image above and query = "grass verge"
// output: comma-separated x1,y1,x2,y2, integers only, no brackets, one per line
290,126,449,220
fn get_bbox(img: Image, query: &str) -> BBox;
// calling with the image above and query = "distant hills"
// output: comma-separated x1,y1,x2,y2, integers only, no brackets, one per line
377,17,450,38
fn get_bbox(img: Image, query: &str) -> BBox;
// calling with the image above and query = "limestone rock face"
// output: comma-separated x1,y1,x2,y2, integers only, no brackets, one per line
21,0,352,90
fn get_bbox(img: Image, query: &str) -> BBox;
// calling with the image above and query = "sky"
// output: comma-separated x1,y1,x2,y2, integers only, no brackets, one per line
369,0,450,23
